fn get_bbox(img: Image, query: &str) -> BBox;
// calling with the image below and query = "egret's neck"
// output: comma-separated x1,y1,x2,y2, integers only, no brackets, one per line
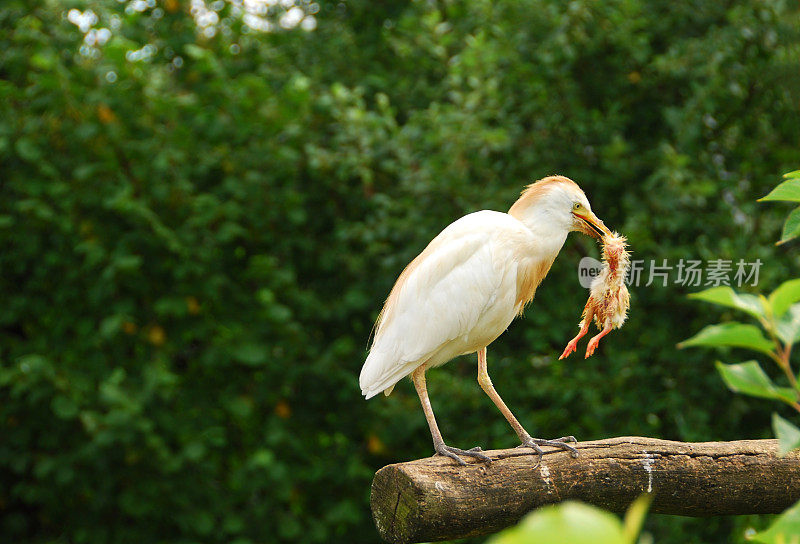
509,205,570,261
508,206,570,312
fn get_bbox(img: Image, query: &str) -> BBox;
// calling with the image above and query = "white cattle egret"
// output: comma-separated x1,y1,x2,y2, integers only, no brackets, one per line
360,176,612,465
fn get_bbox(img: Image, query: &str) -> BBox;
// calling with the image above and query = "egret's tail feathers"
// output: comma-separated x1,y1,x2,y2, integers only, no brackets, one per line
360,349,415,400
362,380,398,399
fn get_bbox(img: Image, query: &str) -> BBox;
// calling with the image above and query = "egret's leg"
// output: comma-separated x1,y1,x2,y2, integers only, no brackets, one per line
559,319,591,359
477,347,578,464
585,324,613,358
411,365,492,466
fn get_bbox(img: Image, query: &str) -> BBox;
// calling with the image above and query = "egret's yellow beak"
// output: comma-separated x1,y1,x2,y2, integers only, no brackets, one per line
574,210,612,239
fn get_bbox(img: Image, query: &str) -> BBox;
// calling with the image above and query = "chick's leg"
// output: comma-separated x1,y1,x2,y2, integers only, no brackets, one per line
477,347,578,464
586,324,613,358
560,319,591,359
412,365,492,466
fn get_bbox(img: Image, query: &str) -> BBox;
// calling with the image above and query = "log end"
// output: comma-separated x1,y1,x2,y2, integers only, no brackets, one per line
370,463,420,544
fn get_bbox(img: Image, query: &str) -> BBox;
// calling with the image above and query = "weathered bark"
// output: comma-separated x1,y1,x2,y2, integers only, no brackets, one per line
370,436,800,544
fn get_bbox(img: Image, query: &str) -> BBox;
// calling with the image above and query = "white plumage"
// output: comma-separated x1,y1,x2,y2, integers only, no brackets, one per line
360,176,612,465
361,210,557,398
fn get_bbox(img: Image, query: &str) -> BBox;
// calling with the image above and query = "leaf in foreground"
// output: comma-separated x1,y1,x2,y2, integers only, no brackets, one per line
488,497,650,544
748,498,800,544
688,286,764,319
622,494,653,543
776,304,800,345
773,413,800,457
487,501,625,544
715,361,797,405
679,323,775,355
759,179,800,203
778,206,800,245
783,170,800,180
769,279,800,319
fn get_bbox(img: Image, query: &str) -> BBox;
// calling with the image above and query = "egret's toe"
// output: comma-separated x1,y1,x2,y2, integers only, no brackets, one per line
435,443,493,465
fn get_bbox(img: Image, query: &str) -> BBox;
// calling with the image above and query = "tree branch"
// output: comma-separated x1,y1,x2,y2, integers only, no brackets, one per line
370,436,800,544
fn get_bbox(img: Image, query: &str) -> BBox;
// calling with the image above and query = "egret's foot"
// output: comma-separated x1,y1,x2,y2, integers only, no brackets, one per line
435,443,493,466
518,435,579,465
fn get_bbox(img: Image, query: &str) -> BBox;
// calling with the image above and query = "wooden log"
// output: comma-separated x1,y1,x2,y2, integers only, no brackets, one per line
370,436,800,544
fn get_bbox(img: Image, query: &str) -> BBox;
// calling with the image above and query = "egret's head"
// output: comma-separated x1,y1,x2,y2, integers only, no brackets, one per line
509,175,611,239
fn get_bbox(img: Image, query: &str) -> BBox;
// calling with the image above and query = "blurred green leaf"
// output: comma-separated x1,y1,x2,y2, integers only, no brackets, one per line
759,179,800,203
230,343,267,366
778,207,800,245
680,323,775,355
249,449,275,468
748,498,800,543
487,501,626,544
184,44,208,59
99,314,125,338
770,279,800,319
14,137,42,162
776,305,800,345
715,361,797,405
784,170,800,179
688,286,765,319
51,395,79,419
772,413,800,457
622,494,653,543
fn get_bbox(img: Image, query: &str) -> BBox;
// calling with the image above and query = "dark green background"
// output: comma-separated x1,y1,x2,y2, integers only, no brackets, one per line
1,1,799,542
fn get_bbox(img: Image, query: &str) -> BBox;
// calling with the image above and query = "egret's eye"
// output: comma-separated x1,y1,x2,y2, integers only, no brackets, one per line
573,202,582,211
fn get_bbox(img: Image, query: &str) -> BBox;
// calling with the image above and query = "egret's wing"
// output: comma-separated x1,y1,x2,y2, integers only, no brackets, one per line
360,211,515,398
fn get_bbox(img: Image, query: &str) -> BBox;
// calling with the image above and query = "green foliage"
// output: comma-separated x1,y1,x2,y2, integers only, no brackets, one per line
772,414,800,457
769,278,800,318
680,324,775,355
683,172,800,541
1,0,799,543
487,496,651,544
748,500,800,544
681,190,800,453
687,286,766,319
760,178,800,204
715,361,797,405
760,171,800,244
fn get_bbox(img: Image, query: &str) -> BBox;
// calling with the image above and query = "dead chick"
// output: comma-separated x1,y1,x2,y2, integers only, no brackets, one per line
560,232,630,359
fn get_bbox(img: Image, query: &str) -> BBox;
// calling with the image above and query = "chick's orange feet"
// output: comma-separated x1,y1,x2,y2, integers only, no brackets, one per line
585,325,612,358
560,324,589,359
559,337,581,359
585,338,600,357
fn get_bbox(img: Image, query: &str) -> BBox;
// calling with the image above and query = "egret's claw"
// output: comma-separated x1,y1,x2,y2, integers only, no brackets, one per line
518,436,580,465
435,443,493,465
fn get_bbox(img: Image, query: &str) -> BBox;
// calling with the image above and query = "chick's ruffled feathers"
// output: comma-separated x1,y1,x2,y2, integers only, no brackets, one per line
560,232,630,359
584,233,630,330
